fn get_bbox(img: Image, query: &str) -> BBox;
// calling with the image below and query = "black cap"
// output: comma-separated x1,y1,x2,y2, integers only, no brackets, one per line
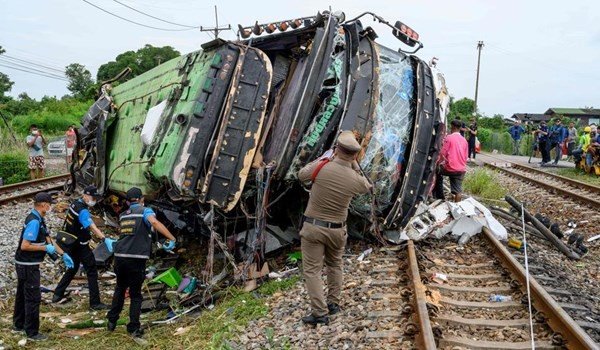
126,187,143,201
34,192,56,204
83,185,101,197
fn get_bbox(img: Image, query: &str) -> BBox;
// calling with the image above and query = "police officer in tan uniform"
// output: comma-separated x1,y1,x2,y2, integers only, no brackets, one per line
298,131,372,325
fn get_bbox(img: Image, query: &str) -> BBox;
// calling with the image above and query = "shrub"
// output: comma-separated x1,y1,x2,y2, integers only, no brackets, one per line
0,151,29,184
10,98,92,134
463,168,506,202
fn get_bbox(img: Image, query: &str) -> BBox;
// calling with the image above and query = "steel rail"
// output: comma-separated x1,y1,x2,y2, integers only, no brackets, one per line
481,227,598,349
406,240,436,350
484,162,600,208
509,162,600,195
0,174,69,195
0,174,68,205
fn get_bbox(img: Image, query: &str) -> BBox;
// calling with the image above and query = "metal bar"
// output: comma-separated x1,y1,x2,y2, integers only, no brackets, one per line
505,195,580,260
485,162,600,208
406,240,436,350
481,227,598,350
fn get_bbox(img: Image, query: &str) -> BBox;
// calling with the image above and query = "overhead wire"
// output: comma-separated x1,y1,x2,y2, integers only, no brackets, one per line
111,0,199,28
1,55,65,73
81,0,198,32
0,59,67,79
0,63,68,81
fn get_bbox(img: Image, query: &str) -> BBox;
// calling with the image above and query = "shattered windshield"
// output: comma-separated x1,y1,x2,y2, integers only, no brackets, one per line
353,45,415,215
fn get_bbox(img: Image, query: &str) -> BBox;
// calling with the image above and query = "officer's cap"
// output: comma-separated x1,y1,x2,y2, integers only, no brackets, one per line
126,187,143,201
34,192,56,204
83,185,101,197
336,131,361,153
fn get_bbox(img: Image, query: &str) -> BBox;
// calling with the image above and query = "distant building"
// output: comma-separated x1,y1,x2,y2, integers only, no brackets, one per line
544,108,600,126
510,113,550,123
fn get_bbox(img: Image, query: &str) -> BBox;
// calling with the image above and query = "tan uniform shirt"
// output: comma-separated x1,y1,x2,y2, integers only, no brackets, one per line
298,157,371,223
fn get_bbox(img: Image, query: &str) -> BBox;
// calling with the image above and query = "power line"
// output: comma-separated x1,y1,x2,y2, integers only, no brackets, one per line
81,0,197,32
0,63,69,82
1,55,65,73
0,58,66,79
111,0,199,28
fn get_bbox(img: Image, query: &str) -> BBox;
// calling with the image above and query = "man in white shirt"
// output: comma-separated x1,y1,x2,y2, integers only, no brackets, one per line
26,124,46,180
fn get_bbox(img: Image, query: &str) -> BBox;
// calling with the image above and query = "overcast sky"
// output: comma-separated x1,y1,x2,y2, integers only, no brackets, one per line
1,0,599,117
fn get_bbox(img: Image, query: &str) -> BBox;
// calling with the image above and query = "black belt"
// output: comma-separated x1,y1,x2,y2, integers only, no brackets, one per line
303,216,345,229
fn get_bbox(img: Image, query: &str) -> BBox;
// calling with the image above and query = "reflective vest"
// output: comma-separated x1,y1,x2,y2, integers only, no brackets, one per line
15,212,48,265
114,205,152,260
64,200,91,244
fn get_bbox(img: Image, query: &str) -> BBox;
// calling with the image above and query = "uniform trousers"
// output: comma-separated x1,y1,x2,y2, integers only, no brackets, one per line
54,243,100,306
300,222,347,317
13,264,41,336
106,257,146,332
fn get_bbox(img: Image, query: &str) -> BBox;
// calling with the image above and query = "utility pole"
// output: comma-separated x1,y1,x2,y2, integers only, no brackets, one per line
474,40,484,115
200,5,231,39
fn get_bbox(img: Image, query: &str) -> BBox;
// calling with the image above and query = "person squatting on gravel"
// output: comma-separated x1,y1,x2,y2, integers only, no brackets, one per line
106,187,177,339
13,192,74,341
52,185,116,310
297,131,372,325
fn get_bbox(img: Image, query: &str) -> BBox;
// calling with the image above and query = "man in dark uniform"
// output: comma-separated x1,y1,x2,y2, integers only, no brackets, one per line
106,187,176,338
466,117,478,161
13,193,74,341
297,131,371,325
52,185,115,309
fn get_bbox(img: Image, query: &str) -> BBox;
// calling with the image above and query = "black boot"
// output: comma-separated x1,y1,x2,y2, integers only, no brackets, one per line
327,303,340,315
301,314,329,325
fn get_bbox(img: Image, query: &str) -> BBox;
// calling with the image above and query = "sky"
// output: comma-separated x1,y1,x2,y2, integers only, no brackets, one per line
1,0,599,118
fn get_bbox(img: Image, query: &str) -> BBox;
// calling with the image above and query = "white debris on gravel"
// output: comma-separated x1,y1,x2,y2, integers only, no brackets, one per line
0,200,65,299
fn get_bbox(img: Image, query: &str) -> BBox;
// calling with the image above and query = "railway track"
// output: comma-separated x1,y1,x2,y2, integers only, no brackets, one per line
0,173,69,205
406,230,598,349
483,161,600,208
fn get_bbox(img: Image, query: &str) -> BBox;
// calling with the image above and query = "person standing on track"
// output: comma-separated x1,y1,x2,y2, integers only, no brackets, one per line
26,124,46,180
434,119,468,202
467,117,478,161
297,131,371,325
106,187,176,339
508,121,526,156
13,193,74,341
65,125,76,165
535,121,550,164
52,185,115,310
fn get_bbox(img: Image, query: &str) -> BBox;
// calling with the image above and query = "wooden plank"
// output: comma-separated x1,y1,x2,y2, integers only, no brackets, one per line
436,262,496,269
439,336,558,350
371,267,399,273
443,273,504,281
558,303,588,311
371,280,398,286
365,331,402,339
435,315,531,328
544,287,572,297
368,310,402,318
576,321,600,332
429,284,512,294
441,297,522,310
371,293,402,300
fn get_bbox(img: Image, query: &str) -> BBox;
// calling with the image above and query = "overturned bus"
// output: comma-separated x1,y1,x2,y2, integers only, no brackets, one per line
71,10,449,247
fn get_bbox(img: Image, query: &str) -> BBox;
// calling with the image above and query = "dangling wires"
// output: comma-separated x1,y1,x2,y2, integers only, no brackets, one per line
521,202,536,349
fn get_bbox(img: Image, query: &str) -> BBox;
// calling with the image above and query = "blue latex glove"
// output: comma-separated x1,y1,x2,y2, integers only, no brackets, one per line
162,240,176,251
62,253,74,269
104,238,116,253
45,244,56,255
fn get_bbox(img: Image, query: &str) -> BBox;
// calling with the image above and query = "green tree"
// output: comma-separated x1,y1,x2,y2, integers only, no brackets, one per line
0,46,15,103
96,45,180,82
478,114,505,130
448,97,476,120
65,63,94,100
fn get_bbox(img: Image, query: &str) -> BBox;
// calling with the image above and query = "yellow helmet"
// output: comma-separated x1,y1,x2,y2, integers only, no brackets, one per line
584,126,591,133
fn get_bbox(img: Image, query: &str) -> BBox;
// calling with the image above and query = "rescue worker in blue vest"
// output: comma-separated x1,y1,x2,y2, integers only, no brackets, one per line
106,187,176,339
13,192,74,341
52,185,115,310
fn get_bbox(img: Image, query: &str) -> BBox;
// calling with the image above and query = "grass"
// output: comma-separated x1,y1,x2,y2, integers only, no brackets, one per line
0,276,300,350
463,167,507,203
556,168,600,186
